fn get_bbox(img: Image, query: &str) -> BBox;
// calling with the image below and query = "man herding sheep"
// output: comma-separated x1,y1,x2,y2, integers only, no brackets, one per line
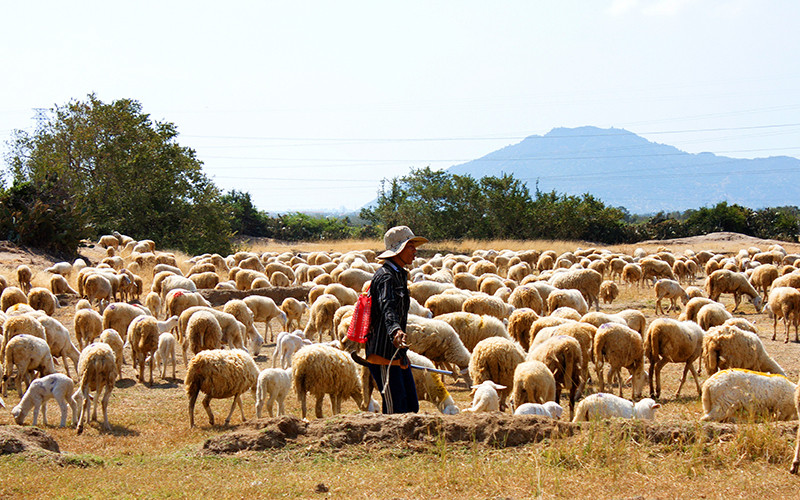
365,226,428,414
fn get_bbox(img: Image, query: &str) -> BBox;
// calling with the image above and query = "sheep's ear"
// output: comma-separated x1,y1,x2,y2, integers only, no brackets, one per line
470,385,480,389
0,397,5,409
652,404,661,409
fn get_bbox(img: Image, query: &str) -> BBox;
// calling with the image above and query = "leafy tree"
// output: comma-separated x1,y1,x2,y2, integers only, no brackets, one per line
221,190,271,237
5,94,232,255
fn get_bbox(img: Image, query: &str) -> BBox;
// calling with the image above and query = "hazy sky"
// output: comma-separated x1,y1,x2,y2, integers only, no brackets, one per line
2,1,798,213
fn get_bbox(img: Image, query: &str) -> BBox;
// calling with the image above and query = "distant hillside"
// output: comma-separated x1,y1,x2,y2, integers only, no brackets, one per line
447,126,800,214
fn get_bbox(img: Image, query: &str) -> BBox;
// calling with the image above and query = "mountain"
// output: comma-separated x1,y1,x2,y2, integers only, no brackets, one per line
447,126,800,214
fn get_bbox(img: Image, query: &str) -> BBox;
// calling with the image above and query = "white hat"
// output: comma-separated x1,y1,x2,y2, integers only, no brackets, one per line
377,226,428,260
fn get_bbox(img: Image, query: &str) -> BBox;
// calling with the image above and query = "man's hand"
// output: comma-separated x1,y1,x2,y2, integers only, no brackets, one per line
392,330,408,349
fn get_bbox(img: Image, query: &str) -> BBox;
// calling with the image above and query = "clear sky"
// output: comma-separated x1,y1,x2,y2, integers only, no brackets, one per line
1,1,798,213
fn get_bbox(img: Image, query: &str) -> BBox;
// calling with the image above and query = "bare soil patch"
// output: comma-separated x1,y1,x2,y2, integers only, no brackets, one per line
638,231,799,250
0,426,59,455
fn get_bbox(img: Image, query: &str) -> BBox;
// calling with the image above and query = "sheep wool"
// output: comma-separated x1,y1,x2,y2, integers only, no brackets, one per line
513,401,563,419
702,324,785,376
512,360,556,410
572,393,661,422
434,311,510,352
292,343,362,419
185,349,259,427
700,369,797,423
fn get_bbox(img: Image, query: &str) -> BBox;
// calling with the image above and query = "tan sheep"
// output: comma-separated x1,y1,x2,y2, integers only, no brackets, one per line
49,274,78,296
549,268,602,311
27,287,58,316
696,302,732,331
1,286,28,312
528,335,582,419
16,265,32,295
593,323,645,400
405,315,472,378
1,313,47,360
127,316,160,386
531,322,595,394
434,312,510,352
654,279,689,315
469,337,525,411
507,285,544,314
768,286,800,343
98,329,124,379
185,349,259,427
425,292,470,317
679,296,716,322
702,323,785,376
73,308,103,350
599,280,619,305
705,269,763,313
102,302,148,342
750,264,779,301
2,334,55,397
507,308,540,352
615,309,648,336
188,271,219,290
292,343,362,419
245,295,288,342
222,299,261,353
546,289,588,316
84,274,113,310
279,297,307,331
323,283,358,307
303,293,341,342
75,342,117,434
182,310,223,365
644,318,703,399
511,360,556,411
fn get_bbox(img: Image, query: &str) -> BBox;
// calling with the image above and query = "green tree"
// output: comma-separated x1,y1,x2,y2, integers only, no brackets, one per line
5,94,232,255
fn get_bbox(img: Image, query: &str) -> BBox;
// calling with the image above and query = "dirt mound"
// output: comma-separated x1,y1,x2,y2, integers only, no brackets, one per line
638,231,796,249
0,426,60,455
201,413,769,454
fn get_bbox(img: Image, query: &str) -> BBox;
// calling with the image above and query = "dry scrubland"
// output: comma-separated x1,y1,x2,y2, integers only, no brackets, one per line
1,234,800,498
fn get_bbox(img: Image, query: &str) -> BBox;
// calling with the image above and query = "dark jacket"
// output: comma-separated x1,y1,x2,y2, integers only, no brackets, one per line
365,259,410,361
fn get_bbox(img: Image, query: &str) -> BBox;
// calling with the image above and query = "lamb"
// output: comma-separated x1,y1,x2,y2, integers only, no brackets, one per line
696,302,732,331
302,293,341,342
700,368,797,422
16,265,32,295
153,332,177,380
2,334,55,397
511,360,556,410
279,297,307,331
12,373,78,427
1,286,28,312
593,323,645,400
461,294,513,321
255,367,292,418
513,401,564,419
546,289,588,316
705,269,763,313
653,279,689,315
245,295,288,342
599,280,619,305
434,312,510,352
185,348,260,427
702,324,785,376
468,337,525,411
273,330,312,369
528,335,582,419
98,329,124,379
549,268,602,311
463,380,506,413
73,308,104,349
767,286,800,343
644,318,703,399
405,315,472,380
572,393,661,422
49,274,78,295
292,343,363,419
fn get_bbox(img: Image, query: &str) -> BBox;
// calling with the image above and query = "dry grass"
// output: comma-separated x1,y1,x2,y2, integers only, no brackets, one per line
2,237,800,498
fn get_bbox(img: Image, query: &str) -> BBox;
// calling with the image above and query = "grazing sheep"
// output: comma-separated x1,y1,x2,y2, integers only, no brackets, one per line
165,289,211,319
12,373,77,427
463,380,506,413
302,293,341,342
405,315,472,380
222,299,262,354
550,268,602,311
599,280,619,305
461,294,513,321
182,310,223,365
273,330,312,369
593,323,645,400
2,334,55,397
73,308,103,350
83,274,113,310
45,261,73,277
337,268,373,293
572,393,661,422
255,367,292,418
644,318,703,399
705,269,763,313
323,283,358,307
750,264,779,301
2,314,47,360
98,329,124,379
1,286,28,312
702,324,785,376
159,275,197,301
26,287,58,316
102,302,149,341
506,308,539,352
531,321,595,394
425,292,470,317
292,343,362,419
696,302,732,331
245,295,289,342
767,286,800,343
49,274,78,296
279,297,307,331
507,285,544,315
35,314,80,379
679,297,715,322
434,312,510,352
16,265,32,295
579,311,627,330
528,335,582,419
685,286,705,299
185,348,260,427
622,263,643,287
511,360,556,410
653,279,689,315
700,368,797,422
128,316,160,386
639,258,676,285
468,337,525,411
144,291,163,319
546,289,588,316
791,385,800,474
513,401,563,418
188,271,219,290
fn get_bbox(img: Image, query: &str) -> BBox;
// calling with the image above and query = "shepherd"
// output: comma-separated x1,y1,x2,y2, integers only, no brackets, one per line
365,225,428,414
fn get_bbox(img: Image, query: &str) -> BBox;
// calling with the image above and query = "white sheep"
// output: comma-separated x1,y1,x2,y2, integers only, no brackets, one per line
513,401,564,419
35,313,81,379
185,348,260,427
463,380,506,413
653,279,689,315
12,373,78,427
696,302,732,331
644,318,703,399
572,393,661,422
49,274,78,296
546,289,589,316
98,328,124,379
159,275,197,302
273,330,312,369
549,268,602,311
405,314,472,382
461,293,513,321
2,334,55,397
767,286,800,343
164,289,211,319
292,343,363,419
434,311,510,352
45,261,73,277
75,342,117,434
255,367,292,418
700,368,797,422
154,332,177,380
702,323,785,376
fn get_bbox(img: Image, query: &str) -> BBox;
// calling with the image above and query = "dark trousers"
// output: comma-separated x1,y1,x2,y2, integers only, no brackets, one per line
368,363,419,414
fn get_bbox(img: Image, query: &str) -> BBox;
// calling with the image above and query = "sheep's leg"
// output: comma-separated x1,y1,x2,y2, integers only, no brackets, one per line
69,394,78,427
170,351,176,379
299,391,308,420
57,397,70,427
648,358,656,398
223,394,240,425
686,361,702,397
100,384,112,431
786,317,791,344
77,391,91,434
654,359,669,399
315,394,324,418
674,361,690,399
792,425,800,474
732,294,741,313
33,403,41,426
655,298,662,315
277,396,286,416
267,393,276,418
202,394,215,426
595,363,605,393
148,356,154,387
188,385,199,427
773,316,779,341
62,355,72,379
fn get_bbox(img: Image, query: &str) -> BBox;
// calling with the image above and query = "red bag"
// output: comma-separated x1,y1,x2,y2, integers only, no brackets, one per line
346,288,372,344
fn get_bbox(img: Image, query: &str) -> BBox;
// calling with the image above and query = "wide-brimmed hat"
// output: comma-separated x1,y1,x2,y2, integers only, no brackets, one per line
377,226,428,260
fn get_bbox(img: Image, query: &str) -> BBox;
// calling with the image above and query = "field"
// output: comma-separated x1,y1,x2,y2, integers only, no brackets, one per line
1,233,800,499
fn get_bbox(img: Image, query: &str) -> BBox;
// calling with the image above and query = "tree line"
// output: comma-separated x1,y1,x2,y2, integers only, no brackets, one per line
2,95,798,256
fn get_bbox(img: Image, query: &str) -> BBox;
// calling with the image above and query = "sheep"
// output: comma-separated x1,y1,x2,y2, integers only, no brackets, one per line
188,271,219,290
767,286,800,343
409,297,433,318
531,321,595,394
16,265,32,295
696,302,732,331
222,299,262,354
279,297,307,331
323,283,358,307
3,334,55,397
144,291,162,319
102,302,149,342
705,269,763,313
337,268,373,293
599,280,619,305
273,330,312,369
700,369,797,422
654,279,689,315
83,273,113,310
506,308,539,352
25,287,58,317
2,313,47,359
434,312,510,352
685,286,705,299
49,274,78,296
425,293,470,317
98,329,124,379
572,393,661,422
12,373,78,428
792,385,800,474
593,323,645,400
292,343,362,419
303,293,341,342
405,315,471,380
461,294,513,321
182,310,223,365
164,289,211,319
644,318,703,399
679,296,715,322
462,380,506,413
750,264,779,301
244,295,289,342
153,332,177,380
622,263,643,287
511,360,556,410
639,258,676,285
702,323,785,376
127,316,161,386
468,337,525,411
73,308,104,350
513,401,564,418
546,289,588,316
35,314,80,379
528,335,582,419
255,367,292,418
45,261,73,277
159,275,197,302
185,348,260,427
579,311,627,330
507,285,544,315
1,286,28,312
409,281,455,306
550,268,602,311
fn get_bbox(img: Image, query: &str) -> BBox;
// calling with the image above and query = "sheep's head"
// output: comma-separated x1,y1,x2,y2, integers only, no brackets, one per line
11,404,24,425
751,295,764,313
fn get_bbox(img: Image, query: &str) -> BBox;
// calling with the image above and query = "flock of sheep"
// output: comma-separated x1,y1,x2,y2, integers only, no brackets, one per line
2,232,800,471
